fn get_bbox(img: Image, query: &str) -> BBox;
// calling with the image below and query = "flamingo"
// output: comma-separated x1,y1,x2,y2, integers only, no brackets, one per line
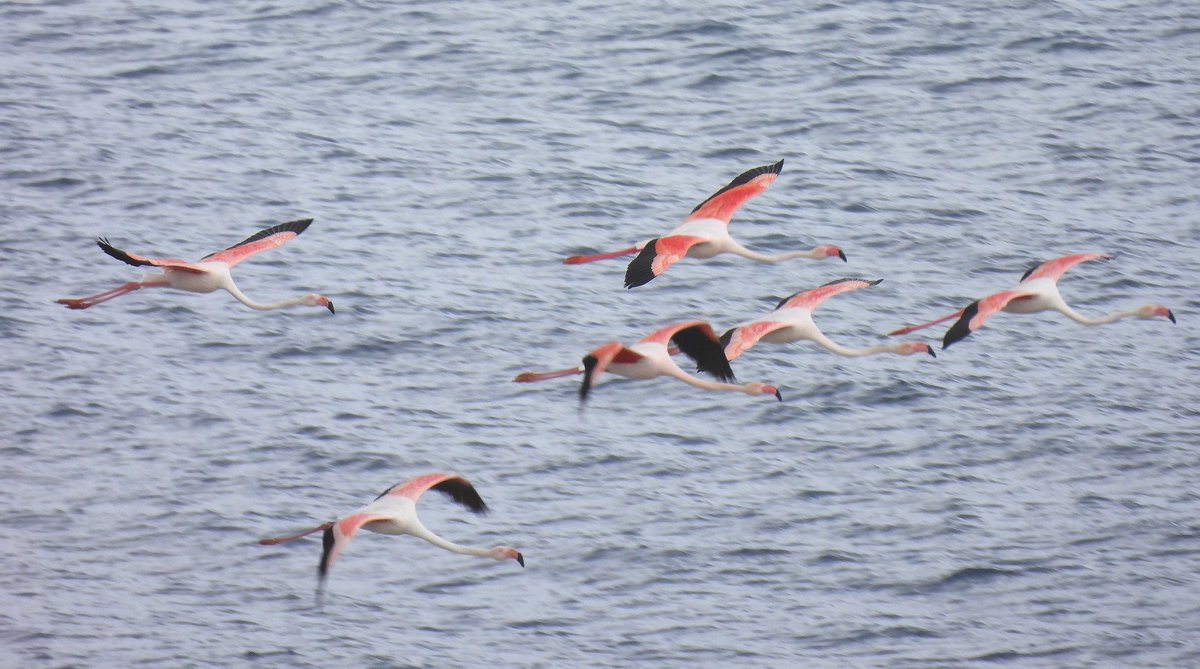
888,253,1176,349
56,218,334,313
513,320,782,402
562,159,846,288
722,278,937,361
258,473,524,584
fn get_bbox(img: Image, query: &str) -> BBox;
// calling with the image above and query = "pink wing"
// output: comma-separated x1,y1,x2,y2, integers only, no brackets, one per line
580,341,638,402
97,238,207,274
942,289,1036,348
685,160,784,224
202,218,314,267
318,512,391,579
1019,253,1109,284
373,474,488,514
776,278,882,312
721,320,790,361
624,235,707,288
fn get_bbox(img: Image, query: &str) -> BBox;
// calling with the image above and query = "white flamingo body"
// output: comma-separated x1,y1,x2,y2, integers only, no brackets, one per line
259,473,524,586
887,253,1176,348
514,320,782,402
563,160,845,288
722,279,935,361
56,218,334,313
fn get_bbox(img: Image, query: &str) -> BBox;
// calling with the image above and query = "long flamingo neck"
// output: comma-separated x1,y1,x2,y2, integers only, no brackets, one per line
409,521,492,558
1057,304,1142,326
223,281,310,311
807,331,888,358
665,365,754,395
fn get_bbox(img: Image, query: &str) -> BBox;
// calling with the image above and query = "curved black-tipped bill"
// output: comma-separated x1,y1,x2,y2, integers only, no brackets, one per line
927,348,937,358
327,301,336,314
1168,310,1176,324
517,552,526,568
837,250,848,262
774,389,783,401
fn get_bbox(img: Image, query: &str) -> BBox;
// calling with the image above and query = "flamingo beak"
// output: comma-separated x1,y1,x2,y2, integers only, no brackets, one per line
837,249,848,262
516,552,525,567
326,300,335,314
927,347,937,358
774,389,783,401
1168,310,1176,324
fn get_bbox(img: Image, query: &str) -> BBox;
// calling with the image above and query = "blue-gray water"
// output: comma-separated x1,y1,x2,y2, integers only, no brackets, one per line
3,1,1199,667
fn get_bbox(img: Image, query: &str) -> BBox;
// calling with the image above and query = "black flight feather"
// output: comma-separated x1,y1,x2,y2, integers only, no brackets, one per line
431,477,488,515
689,159,784,214
202,218,313,260
672,324,735,382
318,525,336,578
579,354,601,402
96,238,154,267
624,239,658,289
942,299,981,349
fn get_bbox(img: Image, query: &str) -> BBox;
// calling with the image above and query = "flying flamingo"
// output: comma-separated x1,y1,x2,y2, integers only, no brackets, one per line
513,320,782,402
258,473,524,585
888,253,1176,349
722,278,937,361
56,218,334,313
562,159,846,288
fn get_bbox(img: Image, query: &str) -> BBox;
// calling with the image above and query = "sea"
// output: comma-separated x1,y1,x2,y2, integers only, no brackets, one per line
2,0,1198,666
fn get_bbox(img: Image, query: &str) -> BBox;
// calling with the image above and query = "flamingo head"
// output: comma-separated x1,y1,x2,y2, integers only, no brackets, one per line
303,294,335,313
898,341,936,358
491,546,525,567
817,245,847,262
746,383,783,401
1137,305,1175,323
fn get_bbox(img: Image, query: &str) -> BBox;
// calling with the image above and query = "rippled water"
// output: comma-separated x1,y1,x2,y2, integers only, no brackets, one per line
3,1,1199,667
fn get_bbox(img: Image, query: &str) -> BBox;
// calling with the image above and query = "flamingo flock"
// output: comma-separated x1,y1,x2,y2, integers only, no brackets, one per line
57,159,1176,589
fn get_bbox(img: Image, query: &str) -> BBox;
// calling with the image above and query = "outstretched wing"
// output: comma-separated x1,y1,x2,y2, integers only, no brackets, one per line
624,235,707,288
1019,253,1109,283
580,341,641,402
318,512,391,580
202,218,314,267
669,322,735,381
374,473,488,515
720,320,791,362
637,320,733,381
942,289,1036,349
685,159,784,224
775,278,883,312
96,238,207,274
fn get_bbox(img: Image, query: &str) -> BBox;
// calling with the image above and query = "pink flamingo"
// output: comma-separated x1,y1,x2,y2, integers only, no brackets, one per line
888,253,1175,349
514,320,782,402
722,278,936,361
56,219,334,313
259,473,524,584
562,160,846,288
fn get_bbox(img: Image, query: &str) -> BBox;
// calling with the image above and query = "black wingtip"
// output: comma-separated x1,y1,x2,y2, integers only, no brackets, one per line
96,237,152,267
942,300,980,350
432,477,489,515
719,328,734,350
318,525,335,578
579,355,599,402
624,240,658,289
